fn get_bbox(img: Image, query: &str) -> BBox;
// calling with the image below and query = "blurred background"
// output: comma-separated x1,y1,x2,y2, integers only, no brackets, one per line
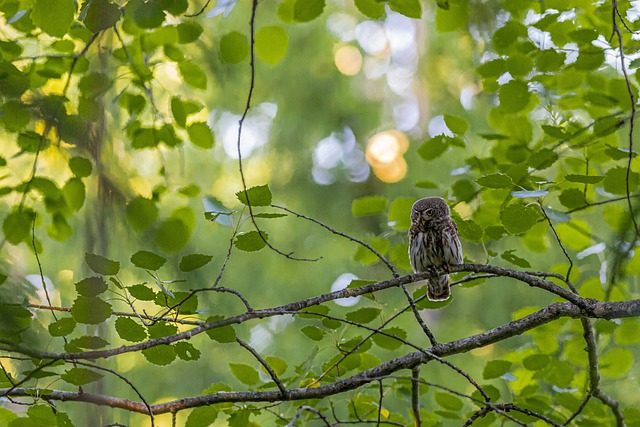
1,0,639,425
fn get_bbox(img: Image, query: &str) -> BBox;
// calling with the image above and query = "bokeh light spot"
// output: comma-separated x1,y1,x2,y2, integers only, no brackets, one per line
334,45,363,76
365,130,409,183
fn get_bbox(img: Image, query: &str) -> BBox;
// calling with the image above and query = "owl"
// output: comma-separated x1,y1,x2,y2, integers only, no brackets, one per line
408,197,463,301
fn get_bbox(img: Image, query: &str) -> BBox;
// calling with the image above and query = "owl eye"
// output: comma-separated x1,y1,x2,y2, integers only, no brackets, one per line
425,208,434,216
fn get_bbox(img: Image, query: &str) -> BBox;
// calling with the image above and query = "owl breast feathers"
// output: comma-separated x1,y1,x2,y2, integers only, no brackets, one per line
408,197,462,301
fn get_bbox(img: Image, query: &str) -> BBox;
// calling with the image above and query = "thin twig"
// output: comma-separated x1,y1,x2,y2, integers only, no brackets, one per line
185,0,213,17
271,204,397,277
612,0,640,240
539,204,577,292
234,1,316,262
236,338,288,398
582,317,626,426
73,361,155,426
410,366,422,427
286,405,331,427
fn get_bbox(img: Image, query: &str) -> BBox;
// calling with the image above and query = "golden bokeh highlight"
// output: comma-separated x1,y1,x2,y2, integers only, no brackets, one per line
365,130,409,183
334,45,363,76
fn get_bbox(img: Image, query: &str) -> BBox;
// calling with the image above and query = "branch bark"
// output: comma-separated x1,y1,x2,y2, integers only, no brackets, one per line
3,298,639,414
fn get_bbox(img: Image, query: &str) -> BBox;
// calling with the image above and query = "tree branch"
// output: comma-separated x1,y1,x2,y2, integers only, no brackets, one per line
2,298,639,414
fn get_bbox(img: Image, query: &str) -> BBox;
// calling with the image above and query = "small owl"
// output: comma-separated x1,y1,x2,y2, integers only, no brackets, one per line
408,197,463,301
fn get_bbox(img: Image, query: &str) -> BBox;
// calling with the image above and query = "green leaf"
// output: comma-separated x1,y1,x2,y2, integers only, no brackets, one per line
219,32,249,64
1,101,30,132
443,114,469,135
301,325,325,341
352,196,387,216
456,219,483,242
600,348,633,378
131,250,167,270
255,26,289,65
235,185,273,206
17,131,46,153
69,156,93,178
388,197,414,231
75,276,108,297
126,197,158,232
128,284,156,301
565,174,604,184
354,237,389,265
85,253,120,275
48,317,76,337
131,127,158,149
436,0,467,32
155,217,192,252
559,189,586,209
387,0,421,18
152,291,198,314
435,392,464,411
3,209,34,244
452,179,476,202
134,0,165,28
345,307,381,324
417,135,454,160
603,166,639,195
115,317,147,342
47,213,72,242
162,0,188,15
229,363,260,385
70,296,112,324
415,180,439,189
264,356,288,376
147,321,178,340
522,354,550,371
83,0,122,33
68,335,109,349
175,342,201,361
293,0,325,22
614,320,640,345
62,178,85,211
179,61,208,89
79,72,112,98
372,327,406,350
529,148,558,170
185,407,219,427
187,122,214,149
253,212,287,219
476,173,513,189
234,231,268,252
177,22,203,43
501,250,531,268
500,203,540,234
537,49,566,72
142,345,176,365
499,80,530,113
543,359,573,387
354,0,385,19
170,97,203,128
61,368,103,386
119,92,146,115
206,316,237,343
33,0,74,37
482,360,512,379
179,254,213,272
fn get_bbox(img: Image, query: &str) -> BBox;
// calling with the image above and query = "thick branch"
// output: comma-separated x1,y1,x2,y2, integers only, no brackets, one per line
5,265,638,361
3,299,639,414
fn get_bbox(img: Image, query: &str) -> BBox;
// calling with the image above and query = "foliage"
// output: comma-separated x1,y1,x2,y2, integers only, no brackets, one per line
0,0,639,426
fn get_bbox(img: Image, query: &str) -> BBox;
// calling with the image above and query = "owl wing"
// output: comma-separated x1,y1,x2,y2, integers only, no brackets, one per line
442,220,463,265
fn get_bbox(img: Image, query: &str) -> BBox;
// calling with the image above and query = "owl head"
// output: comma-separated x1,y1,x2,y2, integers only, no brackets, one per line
410,197,451,224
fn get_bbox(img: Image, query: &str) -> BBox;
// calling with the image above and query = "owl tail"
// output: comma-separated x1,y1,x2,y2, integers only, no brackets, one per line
427,275,451,301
